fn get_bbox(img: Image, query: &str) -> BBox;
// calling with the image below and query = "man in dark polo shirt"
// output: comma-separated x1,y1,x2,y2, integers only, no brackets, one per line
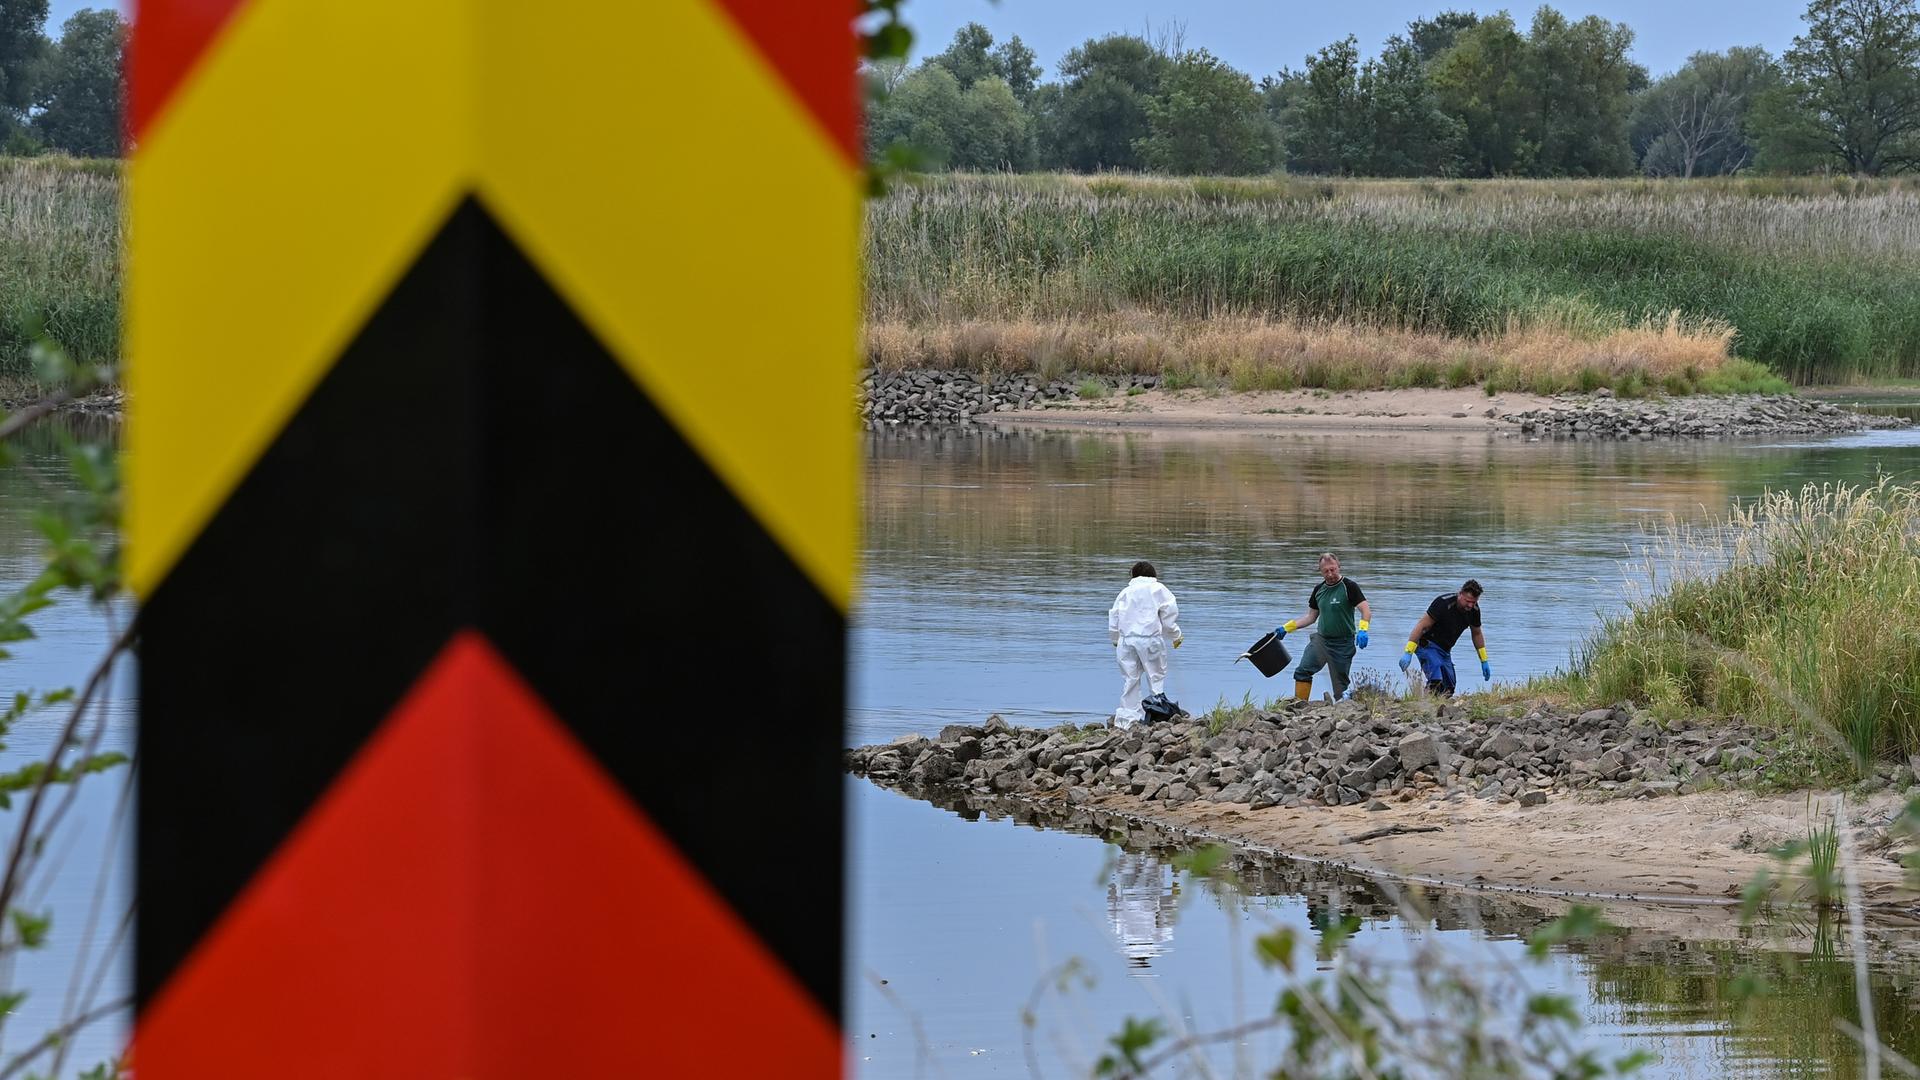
1274,552,1372,702
1397,579,1488,696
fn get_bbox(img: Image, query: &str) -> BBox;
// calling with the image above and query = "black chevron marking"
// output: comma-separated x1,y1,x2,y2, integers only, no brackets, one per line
139,196,845,1018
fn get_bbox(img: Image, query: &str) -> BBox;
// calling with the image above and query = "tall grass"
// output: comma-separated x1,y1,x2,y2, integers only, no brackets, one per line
867,174,1920,385
865,310,1784,396
0,157,118,382
1563,480,1920,767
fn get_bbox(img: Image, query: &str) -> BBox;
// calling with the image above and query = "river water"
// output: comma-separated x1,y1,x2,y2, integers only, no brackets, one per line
4,415,1920,1075
0,417,131,1075
852,419,1920,1079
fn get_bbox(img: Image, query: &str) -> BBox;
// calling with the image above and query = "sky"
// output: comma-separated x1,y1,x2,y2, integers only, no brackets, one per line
903,0,1810,80
47,0,125,33
40,1,1807,79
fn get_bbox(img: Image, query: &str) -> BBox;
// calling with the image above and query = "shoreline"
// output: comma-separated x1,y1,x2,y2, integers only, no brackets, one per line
868,774,1920,928
862,370,1907,438
848,704,1920,920
986,387,1535,434
883,781,1920,949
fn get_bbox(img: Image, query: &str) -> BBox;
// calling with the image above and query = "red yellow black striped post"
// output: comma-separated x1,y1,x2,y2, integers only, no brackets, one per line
129,2,858,1073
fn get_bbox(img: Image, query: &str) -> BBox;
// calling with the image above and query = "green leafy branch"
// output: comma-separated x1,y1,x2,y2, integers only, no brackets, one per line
0,333,132,1079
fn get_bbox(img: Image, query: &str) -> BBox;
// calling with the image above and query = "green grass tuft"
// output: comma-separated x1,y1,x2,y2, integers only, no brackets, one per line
1555,479,1920,773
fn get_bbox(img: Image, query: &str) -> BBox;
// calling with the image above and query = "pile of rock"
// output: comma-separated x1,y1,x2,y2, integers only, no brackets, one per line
860,369,1152,427
845,699,1818,811
1501,392,1903,439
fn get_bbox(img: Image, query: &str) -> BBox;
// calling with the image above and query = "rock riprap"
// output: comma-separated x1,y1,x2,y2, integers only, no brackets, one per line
858,370,1901,438
1500,392,1904,439
860,369,1151,427
846,699,1843,809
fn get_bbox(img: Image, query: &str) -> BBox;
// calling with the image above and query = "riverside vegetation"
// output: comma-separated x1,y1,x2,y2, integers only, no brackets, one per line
7,161,1920,398
0,158,117,386
866,173,1920,392
1564,479,1920,771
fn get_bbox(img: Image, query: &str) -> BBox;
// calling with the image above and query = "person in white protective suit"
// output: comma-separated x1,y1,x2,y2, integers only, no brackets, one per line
1107,561,1182,728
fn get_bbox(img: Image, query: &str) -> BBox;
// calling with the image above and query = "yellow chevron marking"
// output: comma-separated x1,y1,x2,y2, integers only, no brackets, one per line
133,0,857,608
477,0,859,609
129,0,472,598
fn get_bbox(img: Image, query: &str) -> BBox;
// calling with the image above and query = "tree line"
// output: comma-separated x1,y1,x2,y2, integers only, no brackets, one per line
0,1,126,158
866,0,1920,177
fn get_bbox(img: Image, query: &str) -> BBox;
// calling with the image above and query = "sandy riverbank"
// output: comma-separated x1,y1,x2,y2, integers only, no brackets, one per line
849,702,1920,918
987,387,1552,432
1083,785,1920,911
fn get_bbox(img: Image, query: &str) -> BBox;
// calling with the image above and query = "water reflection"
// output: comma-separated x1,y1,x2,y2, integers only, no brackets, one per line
857,777,1920,1079
1105,851,1178,972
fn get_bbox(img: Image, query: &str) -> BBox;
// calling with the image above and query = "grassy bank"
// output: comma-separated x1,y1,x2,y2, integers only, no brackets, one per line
867,174,1920,388
1560,480,1920,769
867,312,1785,397
0,157,118,381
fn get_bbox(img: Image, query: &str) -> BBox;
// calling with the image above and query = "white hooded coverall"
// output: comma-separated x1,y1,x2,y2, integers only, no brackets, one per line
1108,576,1182,727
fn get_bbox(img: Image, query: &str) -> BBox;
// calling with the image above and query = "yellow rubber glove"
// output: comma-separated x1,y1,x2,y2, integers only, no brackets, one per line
1172,636,1183,649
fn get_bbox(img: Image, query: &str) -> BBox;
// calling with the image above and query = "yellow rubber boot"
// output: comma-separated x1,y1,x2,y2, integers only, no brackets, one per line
1294,680,1311,702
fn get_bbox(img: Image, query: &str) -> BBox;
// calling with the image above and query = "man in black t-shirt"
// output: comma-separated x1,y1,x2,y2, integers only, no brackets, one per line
1396,580,1488,697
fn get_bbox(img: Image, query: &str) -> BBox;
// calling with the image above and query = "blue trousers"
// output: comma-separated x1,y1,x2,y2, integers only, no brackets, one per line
1416,642,1456,696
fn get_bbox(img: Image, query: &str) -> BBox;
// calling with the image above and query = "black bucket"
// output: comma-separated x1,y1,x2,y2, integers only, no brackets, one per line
1239,632,1292,678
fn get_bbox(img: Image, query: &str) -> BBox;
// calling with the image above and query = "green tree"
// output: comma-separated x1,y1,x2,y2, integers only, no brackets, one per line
927,22,1041,102
1430,12,1537,175
993,35,1041,103
866,63,1029,171
0,0,49,142
1758,0,1920,174
928,21,997,89
1281,35,1463,176
1525,7,1640,176
1407,9,1482,64
1137,47,1277,174
865,63,965,168
1361,36,1466,175
32,9,124,157
1036,34,1166,171
1281,37,1366,174
1632,47,1779,176
954,76,1031,169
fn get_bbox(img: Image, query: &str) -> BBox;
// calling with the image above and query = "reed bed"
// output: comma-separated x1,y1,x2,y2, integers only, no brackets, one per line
865,310,1780,396
0,157,119,379
1564,480,1920,768
868,174,1920,385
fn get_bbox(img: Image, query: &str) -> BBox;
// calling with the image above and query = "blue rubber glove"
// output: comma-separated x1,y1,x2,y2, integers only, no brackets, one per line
1398,652,1413,672
1356,630,1369,649
1273,625,1288,641
1481,660,1492,681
